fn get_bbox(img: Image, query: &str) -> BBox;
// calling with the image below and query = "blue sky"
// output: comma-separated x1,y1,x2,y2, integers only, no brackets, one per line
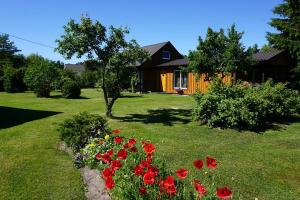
0,0,281,63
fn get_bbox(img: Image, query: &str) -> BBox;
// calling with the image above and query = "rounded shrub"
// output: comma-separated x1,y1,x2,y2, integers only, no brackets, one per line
61,79,81,99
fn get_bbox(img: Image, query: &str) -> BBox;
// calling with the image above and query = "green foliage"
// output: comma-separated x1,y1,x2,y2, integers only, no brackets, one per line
267,0,300,88
61,79,81,99
24,54,61,97
58,112,110,152
56,16,149,117
193,80,300,130
54,69,80,90
80,70,98,88
2,65,27,93
188,25,255,81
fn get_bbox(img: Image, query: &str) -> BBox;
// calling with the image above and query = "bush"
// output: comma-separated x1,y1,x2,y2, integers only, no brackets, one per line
80,70,98,88
54,69,80,91
2,65,27,92
58,112,110,152
61,79,81,98
24,54,60,97
193,79,300,130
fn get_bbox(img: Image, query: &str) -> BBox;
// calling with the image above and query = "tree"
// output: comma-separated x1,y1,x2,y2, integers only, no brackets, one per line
2,64,27,92
56,16,148,117
187,25,255,81
267,0,300,87
260,44,274,52
24,54,61,97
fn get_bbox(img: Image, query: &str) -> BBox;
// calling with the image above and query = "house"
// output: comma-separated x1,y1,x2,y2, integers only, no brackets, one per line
64,63,85,76
137,41,231,94
243,49,296,83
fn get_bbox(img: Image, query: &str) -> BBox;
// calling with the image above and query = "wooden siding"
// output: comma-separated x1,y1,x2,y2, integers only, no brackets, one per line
160,70,232,94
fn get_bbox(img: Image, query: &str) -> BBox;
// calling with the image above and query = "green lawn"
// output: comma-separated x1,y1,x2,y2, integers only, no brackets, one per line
0,89,299,200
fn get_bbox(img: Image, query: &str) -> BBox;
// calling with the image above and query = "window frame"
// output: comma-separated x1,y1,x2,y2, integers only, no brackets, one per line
162,51,171,60
173,70,188,89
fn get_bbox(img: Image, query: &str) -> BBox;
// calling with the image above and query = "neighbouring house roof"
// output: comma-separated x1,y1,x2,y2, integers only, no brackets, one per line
155,58,188,67
142,41,169,56
252,49,285,62
64,63,85,75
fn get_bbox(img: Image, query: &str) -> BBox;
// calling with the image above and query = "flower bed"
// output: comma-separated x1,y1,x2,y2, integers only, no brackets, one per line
79,130,232,199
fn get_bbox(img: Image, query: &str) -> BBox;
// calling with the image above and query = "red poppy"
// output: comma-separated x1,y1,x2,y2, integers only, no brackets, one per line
206,156,217,169
143,171,155,185
148,165,159,176
176,168,188,179
163,176,176,195
107,150,114,157
143,143,155,154
134,165,143,176
105,177,115,190
194,180,207,195
102,167,114,180
216,187,232,199
114,137,122,144
128,138,136,147
146,154,152,164
123,143,129,149
166,185,176,195
117,149,127,160
140,160,149,168
194,159,204,169
102,153,112,163
139,187,147,195
130,146,138,152
95,153,101,160
112,129,121,134
111,160,122,171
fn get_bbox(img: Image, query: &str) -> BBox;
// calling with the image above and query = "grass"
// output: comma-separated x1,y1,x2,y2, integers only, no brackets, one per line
0,89,300,200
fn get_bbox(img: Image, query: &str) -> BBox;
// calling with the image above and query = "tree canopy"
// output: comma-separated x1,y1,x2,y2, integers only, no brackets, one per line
187,25,256,81
56,16,148,117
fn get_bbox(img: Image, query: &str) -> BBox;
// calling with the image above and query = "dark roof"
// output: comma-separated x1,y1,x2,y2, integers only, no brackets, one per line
253,49,285,61
142,41,169,56
156,58,188,67
64,63,85,75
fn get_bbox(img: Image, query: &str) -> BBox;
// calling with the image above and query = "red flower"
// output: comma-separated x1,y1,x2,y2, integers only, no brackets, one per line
107,150,114,157
143,143,155,154
114,137,122,144
143,171,155,185
105,177,115,190
111,160,122,171
163,176,176,195
130,146,138,152
216,187,232,199
148,165,159,176
102,153,112,163
95,153,101,160
194,159,204,169
102,167,114,180
112,129,121,134
123,143,129,149
176,168,188,179
117,149,127,160
134,165,144,176
140,160,149,168
194,180,207,195
139,187,147,195
206,156,217,169
128,138,136,147
146,154,152,164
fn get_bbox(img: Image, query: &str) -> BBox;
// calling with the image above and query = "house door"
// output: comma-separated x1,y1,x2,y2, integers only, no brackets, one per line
160,71,167,92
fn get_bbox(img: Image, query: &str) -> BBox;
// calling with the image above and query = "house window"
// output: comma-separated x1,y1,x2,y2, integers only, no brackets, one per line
173,70,188,89
162,51,170,60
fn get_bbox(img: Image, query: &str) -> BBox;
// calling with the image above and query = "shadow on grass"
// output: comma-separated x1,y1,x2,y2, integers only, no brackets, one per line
119,95,143,98
50,94,90,99
0,106,61,129
256,115,300,133
113,108,191,126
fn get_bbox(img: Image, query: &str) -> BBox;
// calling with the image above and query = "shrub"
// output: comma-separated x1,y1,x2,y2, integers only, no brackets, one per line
80,70,98,88
58,112,110,152
54,69,80,90
61,79,81,99
193,79,300,130
24,54,60,97
81,130,233,200
2,65,27,92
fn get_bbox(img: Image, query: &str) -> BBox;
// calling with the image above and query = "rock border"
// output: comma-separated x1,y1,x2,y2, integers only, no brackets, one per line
59,142,111,200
